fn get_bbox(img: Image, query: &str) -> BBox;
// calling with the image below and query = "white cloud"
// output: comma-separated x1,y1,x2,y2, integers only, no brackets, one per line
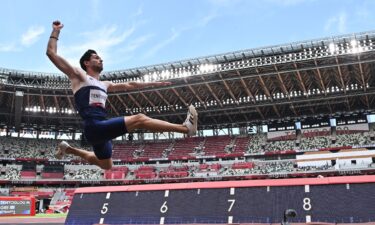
324,12,347,33
58,25,136,68
138,9,217,60
21,25,45,47
337,13,348,33
143,29,180,59
138,7,218,59
131,5,143,18
207,0,240,7
91,0,101,21
106,33,155,66
119,33,154,54
356,8,369,19
85,25,135,48
264,0,314,6
275,0,309,5
355,2,372,20
198,12,218,27
0,43,19,52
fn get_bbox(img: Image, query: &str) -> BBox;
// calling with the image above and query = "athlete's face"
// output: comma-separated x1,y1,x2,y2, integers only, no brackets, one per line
88,53,103,73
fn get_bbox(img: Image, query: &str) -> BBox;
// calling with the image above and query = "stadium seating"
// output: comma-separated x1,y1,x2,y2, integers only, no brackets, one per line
20,162,37,179
142,141,173,158
4,164,21,180
134,166,157,179
299,136,331,151
0,136,81,160
168,137,205,158
64,165,102,180
203,136,232,155
0,132,373,185
112,142,144,160
231,136,251,154
104,166,129,179
334,132,373,146
264,139,296,152
0,132,374,162
246,134,266,153
159,165,190,178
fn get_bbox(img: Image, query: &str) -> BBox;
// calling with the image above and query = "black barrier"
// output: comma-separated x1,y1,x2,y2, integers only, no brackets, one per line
65,178,375,224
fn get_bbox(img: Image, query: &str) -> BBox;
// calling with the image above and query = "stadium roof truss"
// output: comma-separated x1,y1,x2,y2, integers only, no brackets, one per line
0,31,375,130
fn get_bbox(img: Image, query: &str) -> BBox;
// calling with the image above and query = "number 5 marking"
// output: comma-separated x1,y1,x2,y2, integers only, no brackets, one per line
228,199,235,212
101,203,109,214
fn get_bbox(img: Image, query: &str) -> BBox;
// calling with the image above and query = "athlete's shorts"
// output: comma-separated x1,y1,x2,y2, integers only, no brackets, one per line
83,117,127,160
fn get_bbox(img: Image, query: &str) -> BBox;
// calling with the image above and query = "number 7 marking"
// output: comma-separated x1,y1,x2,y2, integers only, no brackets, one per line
228,199,235,212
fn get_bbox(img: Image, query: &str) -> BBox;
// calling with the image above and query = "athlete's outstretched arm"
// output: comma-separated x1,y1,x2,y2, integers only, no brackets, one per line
105,81,172,92
46,20,82,80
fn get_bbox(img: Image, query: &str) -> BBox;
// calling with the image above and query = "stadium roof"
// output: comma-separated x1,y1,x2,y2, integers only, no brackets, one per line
1,30,375,131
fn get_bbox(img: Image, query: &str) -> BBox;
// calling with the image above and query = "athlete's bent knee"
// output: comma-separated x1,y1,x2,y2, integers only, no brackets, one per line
135,113,149,125
135,113,147,120
126,113,151,131
101,164,112,170
100,161,113,170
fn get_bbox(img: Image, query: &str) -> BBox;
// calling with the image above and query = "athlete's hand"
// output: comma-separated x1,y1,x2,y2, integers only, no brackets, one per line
52,20,64,31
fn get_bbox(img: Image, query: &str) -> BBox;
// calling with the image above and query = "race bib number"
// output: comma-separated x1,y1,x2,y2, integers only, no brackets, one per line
89,89,107,108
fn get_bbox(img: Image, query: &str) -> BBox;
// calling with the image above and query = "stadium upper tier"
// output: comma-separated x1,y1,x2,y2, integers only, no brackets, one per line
1,30,375,129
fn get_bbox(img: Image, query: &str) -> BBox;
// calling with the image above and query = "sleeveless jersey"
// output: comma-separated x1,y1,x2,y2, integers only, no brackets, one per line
74,75,109,120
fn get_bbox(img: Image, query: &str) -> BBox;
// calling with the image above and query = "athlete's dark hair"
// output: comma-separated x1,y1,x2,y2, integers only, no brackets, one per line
79,49,97,71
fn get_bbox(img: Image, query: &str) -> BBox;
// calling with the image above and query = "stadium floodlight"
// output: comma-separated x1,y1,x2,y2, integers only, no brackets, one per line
180,71,189,78
144,74,151,82
160,70,169,80
199,64,216,73
329,43,336,54
137,37,375,82
152,72,157,81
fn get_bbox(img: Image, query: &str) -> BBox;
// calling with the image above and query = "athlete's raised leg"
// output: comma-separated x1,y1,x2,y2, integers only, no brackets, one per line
125,105,198,136
56,141,112,170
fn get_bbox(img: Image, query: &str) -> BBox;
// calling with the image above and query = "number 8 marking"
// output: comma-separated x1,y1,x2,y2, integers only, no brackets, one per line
303,198,312,211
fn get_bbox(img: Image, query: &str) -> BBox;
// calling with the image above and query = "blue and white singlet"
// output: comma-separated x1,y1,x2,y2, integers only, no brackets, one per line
73,75,127,160
74,75,109,120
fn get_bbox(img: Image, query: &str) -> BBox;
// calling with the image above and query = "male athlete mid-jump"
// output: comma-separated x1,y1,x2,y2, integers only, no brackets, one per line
46,20,198,170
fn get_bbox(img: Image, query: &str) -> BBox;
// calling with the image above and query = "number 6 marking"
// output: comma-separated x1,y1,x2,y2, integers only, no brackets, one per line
160,201,168,213
228,199,235,212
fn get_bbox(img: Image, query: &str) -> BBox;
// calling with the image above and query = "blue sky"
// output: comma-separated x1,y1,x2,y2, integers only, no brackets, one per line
0,0,374,73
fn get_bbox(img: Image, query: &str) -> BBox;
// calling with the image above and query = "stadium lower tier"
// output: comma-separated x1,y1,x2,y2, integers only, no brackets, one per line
1,132,374,162
1,149,375,185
